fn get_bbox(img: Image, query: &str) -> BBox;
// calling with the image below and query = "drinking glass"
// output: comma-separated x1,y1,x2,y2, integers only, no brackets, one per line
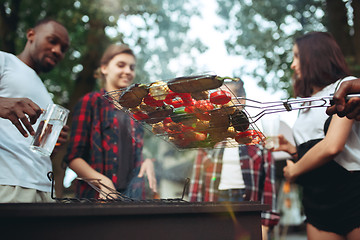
30,103,69,157
261,114,280,149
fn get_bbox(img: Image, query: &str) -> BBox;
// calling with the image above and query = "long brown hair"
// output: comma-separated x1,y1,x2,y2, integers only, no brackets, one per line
94,44,135,87
293,32,350,97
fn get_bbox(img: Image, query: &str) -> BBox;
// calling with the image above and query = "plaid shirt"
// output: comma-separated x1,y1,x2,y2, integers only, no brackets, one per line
188,143,280,227
64,89,145,199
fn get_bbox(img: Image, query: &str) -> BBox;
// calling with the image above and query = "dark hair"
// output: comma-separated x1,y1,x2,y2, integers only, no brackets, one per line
95,44,136,84
293,32,350,97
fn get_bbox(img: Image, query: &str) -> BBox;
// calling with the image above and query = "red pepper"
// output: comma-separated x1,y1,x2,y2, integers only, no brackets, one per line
164,91,184,108
132,111,149,121
143,94,164,107
210,90,232,105
180,93,193,106
193,100,214,121
235,130,264,145
194,99,214,112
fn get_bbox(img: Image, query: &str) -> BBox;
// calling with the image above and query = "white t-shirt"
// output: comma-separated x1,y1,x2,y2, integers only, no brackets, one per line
293,77,360,171
218,147,245,190
0,51,53,192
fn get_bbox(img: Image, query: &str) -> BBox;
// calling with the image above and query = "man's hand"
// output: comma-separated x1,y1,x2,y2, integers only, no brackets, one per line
326,79,360,120
0,97,43,137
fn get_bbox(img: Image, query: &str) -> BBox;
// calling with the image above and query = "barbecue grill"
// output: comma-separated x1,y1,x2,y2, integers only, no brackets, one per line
0,172,269,240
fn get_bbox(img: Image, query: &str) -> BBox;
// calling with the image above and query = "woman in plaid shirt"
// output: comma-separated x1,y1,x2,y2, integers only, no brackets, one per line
188,81,279,240
64,44,157,199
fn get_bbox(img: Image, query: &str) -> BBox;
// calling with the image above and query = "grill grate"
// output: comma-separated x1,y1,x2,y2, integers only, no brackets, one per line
48,172,189,204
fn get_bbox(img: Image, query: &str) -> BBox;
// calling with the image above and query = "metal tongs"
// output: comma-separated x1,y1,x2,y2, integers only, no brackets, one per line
232,94,360,124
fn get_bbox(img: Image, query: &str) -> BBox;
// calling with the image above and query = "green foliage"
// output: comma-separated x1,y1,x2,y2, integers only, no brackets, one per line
0,0,207,105
215,0,356,97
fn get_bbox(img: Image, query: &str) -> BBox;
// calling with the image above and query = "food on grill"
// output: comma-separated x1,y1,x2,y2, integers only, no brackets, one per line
152,122,165,134
143,94,164,107
145,105,173,124
230,109,249,132
167,75,226,93
105,74,262,149
235,132,253,144
149,81,169,100
194,120,210,132
164,92,193,108
166,121,183,132
235,130,264,145
208,129,228,144
193,100,214,121
138,101,157,113
132,110,149,121
170,107,196,125
210,90,232,105
209,109,230,129
118,84,149,108
226,126,237,138
191,91,209,100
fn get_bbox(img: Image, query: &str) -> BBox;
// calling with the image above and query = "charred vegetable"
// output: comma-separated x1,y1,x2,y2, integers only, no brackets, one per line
167,74,239,93
149,81,169,100
145,105,173,124
230,109,250,132
118,84,149,108
210,90,232,105
170,107,196,124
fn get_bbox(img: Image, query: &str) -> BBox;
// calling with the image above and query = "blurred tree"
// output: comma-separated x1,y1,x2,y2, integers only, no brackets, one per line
216,0,360,97
0,0,206,197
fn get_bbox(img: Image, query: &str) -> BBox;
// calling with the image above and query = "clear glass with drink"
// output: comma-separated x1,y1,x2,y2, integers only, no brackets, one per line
30,103,69,157
261,114,280,150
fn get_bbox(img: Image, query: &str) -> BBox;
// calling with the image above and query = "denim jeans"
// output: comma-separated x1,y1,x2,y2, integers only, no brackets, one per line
217,189,246,202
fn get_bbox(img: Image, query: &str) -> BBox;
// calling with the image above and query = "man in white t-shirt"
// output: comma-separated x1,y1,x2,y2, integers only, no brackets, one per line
0,18,70,203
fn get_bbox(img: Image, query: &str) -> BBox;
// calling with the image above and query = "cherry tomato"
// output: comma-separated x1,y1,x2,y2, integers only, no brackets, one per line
210,90,232,105
194,100,214,120
194,99,214,112
235,130,264,145
164,91,184,108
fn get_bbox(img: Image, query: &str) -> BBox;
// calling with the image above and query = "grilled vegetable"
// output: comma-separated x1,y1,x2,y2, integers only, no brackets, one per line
132,111,149,121
149,81,169,100
167,74,239,93
118,84,148,108
191,91,209,100
145,105,173,124
170,107,196,124
143,94,164,107
235,130,264,145
210,90,232,105
230,109,249,132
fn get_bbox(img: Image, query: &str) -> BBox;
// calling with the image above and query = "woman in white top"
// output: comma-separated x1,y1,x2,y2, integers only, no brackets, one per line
276,32,360,240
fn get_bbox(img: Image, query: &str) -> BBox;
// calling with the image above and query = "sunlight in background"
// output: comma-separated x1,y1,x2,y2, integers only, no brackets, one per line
114,0,298,128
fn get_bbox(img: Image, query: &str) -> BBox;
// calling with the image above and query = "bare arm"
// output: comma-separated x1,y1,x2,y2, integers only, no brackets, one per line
138,158,157,193
69,158,116,198
284,115,353,181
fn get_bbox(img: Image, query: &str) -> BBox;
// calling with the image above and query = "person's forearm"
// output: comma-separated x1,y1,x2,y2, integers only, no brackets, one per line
291,140,336,177
69,157,104,180
292,116,352,177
